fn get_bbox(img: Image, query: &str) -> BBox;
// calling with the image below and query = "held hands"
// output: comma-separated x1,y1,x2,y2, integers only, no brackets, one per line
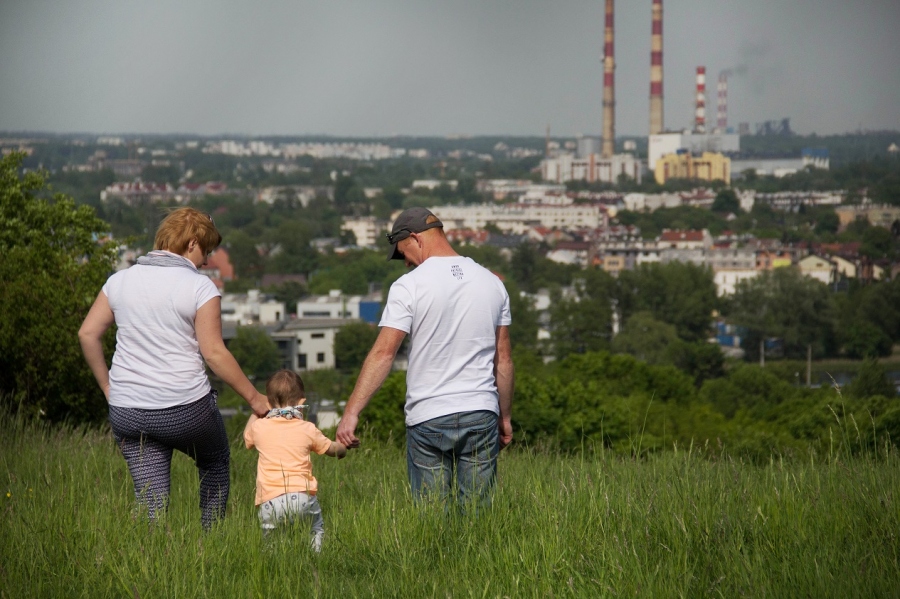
248,392,271,418
336,413,361,449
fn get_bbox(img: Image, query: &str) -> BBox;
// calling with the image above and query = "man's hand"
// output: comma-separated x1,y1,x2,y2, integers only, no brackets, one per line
498,418,513,450
248,392,270,418
336,413,361,449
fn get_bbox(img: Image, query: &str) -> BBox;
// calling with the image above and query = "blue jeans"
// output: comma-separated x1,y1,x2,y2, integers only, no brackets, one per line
406,410,499,506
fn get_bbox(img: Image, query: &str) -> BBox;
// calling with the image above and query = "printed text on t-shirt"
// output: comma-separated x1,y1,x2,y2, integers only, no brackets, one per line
451,264,464,280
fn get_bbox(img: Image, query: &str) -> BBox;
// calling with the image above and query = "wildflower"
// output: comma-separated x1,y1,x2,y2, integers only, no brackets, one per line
5,492,9,498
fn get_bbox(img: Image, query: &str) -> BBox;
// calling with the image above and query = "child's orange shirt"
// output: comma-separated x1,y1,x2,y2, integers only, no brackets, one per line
244,417,333,505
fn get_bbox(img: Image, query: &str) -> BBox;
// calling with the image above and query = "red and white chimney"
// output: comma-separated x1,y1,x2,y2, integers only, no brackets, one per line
601,0,615,157
649,0,664,135
716,72,728,132
694,66,706,134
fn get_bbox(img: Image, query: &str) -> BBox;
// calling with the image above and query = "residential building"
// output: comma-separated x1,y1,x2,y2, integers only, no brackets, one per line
655,151,731,185
272,318,348,371
295,290,382,324
835,204,900,231
797,255,835,285
221,289,286,326
341,216,390,248
657,229,712,250
540,153,642,185
428,203,609,234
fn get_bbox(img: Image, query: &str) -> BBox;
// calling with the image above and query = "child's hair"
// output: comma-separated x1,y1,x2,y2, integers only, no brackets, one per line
266,370,306,408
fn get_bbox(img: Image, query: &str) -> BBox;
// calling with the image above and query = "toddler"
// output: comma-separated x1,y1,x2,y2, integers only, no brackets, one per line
244,370,348,551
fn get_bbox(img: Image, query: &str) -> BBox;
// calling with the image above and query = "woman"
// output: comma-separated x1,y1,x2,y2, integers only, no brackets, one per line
79,207,270,528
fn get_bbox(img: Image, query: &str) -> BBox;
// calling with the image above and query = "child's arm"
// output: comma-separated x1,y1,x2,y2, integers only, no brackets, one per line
325,440,348,459
243,414,259,449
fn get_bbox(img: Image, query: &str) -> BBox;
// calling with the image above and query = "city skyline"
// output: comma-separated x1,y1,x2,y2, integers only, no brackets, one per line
1,0,898,138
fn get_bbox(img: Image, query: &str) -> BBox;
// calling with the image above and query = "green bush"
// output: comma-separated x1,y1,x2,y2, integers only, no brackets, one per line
0,153,117,422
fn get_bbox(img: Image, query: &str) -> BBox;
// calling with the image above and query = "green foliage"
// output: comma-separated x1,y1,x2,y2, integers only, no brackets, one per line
549,269,616,359
616,261,717,342
844,358,895,399
0,153,118,421
227,327,281,381
503,280,541,355
308,249,406,296
611,311,679,364
699,364,797,419
357,370,406,444
711,188,740,213
727,268,835,360
334,322,379,371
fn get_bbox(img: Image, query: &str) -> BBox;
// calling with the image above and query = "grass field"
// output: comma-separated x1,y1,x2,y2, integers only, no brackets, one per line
2,413,899,598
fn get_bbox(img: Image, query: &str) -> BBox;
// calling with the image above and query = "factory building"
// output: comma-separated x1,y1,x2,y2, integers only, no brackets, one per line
648,132,739,170
655,151,730,185
541,152,642,185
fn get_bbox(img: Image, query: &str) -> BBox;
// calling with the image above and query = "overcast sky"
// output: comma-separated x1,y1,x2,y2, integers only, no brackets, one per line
1,0,897,138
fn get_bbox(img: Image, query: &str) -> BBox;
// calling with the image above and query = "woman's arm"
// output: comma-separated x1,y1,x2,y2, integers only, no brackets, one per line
195,297,269,417
78,291,116,400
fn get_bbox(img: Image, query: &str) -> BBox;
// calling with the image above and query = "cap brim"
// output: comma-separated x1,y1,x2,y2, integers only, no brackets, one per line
387,243,403,261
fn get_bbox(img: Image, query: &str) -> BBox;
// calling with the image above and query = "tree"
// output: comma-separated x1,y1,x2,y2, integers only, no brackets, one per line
334,322,379,371
616,262,717,342
504,280,541,355
226,229,266,281
610,311,679,365
227,326,281,381
549,269,616,359
267,220,319,276
727,268,836,361
711,189,740,214
0,152,118,421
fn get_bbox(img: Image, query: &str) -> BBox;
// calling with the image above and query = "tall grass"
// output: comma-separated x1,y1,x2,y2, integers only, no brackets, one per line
1,413,898,598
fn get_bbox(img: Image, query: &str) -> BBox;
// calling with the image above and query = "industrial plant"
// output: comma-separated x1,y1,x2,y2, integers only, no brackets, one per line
541,0,815,187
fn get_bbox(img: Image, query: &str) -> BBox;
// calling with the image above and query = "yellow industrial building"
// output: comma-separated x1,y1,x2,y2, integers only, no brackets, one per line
654,151,731,185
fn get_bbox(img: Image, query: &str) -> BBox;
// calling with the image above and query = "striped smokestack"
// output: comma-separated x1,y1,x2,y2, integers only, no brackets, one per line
695,66,706,133
716,72,728,131
649,0,664,135
601,0,615,158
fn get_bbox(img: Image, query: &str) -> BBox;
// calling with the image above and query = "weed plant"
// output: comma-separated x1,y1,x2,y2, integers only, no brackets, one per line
1,413,898,598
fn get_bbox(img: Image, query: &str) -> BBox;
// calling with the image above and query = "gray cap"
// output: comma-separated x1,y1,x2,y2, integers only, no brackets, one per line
386,207,444,260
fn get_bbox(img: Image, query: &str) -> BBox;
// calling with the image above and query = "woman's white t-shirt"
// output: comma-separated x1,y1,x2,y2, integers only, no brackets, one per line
102,255,221,409
379,256,511,426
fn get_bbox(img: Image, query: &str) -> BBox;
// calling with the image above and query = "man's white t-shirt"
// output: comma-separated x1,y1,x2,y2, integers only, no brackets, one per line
102,255,221,409
379,256,511,426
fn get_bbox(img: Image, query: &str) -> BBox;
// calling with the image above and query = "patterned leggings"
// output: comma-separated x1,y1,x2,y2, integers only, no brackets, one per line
108,391,230,529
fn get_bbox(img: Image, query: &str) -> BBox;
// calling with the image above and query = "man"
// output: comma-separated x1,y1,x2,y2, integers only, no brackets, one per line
336,207,514,505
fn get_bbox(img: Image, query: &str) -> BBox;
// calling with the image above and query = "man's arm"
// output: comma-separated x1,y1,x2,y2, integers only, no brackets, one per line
336,326,407,447
494,325,515,449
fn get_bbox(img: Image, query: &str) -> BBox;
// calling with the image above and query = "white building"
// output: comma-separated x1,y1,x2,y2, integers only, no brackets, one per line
541,153,642,185
622,192,682,212
272,318,348,371
412,179,458,191
221,290,286,326
428,203,608,234
648,132,740,170
341,216,390,248
295,290,382,323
